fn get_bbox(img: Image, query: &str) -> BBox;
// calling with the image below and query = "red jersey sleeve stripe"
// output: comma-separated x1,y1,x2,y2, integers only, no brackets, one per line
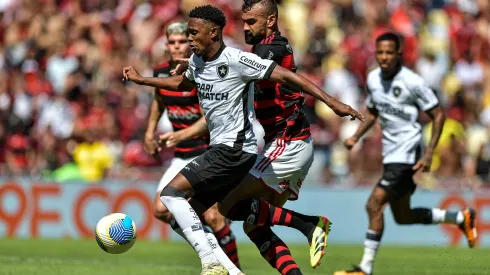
281,54,294,70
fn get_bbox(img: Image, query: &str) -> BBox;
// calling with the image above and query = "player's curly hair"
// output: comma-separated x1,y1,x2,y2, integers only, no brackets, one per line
188,5,227,29
242,0,278,18
376,32,401,51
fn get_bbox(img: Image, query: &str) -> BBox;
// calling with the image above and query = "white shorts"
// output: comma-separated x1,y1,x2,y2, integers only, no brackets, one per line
156,156,198,192
250,137,314,200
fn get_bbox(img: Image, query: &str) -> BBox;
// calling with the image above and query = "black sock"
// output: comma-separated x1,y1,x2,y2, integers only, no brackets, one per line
227,199,319,240
411,208,433,224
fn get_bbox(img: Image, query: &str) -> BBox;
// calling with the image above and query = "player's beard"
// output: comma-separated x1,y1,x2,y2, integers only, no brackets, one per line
244,29,266,45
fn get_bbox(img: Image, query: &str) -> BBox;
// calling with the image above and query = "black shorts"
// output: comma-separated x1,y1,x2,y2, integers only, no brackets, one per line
376,163,416,200
180,144,257,209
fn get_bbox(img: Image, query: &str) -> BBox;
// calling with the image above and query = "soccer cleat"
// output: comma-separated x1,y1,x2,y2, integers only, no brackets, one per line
200,262,229,275
309,216,331,268
459,208,477,248
333,265,371,275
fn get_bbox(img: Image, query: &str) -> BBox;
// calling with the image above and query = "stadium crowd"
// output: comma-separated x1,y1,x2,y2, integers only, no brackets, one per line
0,0,489,188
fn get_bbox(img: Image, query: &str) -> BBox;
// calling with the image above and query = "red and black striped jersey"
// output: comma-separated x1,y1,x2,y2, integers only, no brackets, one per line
154,62,209,159
252,32,311,143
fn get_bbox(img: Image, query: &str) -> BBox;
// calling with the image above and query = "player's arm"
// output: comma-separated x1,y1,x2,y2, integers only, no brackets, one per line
424,106,446,155
412,105,446,172
343,85,378,150
345,108,378,149
268,65,364,121
412,82,445,172
159,116,208,148
123,66,195,91
144,92,166,158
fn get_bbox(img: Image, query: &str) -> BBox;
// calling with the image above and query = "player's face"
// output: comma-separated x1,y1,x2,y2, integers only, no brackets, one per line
188,18,215,57
242,4,268,45
375,40,399,73
167,33,191,60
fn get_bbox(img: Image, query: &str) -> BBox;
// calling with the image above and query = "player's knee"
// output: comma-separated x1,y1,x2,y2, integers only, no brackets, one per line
242,222,258,234
217,203,228,217
393,213,411,225
160,185,187,199
203,209,225,231
153,203,173,223
392,208,414,225
365,197,382,216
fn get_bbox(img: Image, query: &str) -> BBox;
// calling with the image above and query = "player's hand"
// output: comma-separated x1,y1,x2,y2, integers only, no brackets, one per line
332,103,365,122
343,136,358,150
123,66,142,83
144,134,161,160
170,58,189,76
412,154,432,173
158,131,185,148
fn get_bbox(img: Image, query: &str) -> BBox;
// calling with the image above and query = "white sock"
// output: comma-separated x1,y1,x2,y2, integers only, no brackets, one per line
171,219,242,274
203,226,242,275
161,195,217,265
359,230,380,274
431,209,464,224
170,219,191,245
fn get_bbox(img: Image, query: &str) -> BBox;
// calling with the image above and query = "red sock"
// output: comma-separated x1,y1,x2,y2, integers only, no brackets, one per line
247,226,301,275
215,224,240,268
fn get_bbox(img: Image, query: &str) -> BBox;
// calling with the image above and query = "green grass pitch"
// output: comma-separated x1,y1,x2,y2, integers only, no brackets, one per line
0,238,488,274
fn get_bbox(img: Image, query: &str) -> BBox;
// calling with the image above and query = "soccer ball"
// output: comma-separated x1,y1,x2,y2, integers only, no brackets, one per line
95,213,137,254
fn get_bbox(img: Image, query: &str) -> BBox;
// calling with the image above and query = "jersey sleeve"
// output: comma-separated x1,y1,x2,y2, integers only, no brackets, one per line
237,51,277,82
184,56,196,82
365,86,378,114
411,77,439,111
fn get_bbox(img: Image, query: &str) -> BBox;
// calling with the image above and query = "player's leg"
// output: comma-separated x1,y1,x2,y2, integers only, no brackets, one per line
220,140,323,239
160,173,227,274
154,158,191,223
166,198,244,275
334,185,389,275
153,193,173,223
220,138,330,268
203,204,241,269
155,157,242,272
164,144,256,274
244,190,302,275
389,185,477,248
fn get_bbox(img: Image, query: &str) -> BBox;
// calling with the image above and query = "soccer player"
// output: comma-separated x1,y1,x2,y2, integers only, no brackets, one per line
217,0,335,272
145,21,241,269
167,1,334,272
123,5,362,275
334,33,477,275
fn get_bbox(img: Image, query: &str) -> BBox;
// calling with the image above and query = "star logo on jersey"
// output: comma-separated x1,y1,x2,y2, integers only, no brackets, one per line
286,43,293,53
217,64,229,80
393,87,401,97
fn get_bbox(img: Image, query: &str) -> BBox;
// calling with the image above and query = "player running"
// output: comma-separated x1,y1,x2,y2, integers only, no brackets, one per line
334,33,477,275
145,21,241,269
169,0,339,272
123,5,362,275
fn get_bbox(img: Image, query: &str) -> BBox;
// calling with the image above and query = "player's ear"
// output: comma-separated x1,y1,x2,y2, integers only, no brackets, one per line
267,14,276,28
210,26,220,42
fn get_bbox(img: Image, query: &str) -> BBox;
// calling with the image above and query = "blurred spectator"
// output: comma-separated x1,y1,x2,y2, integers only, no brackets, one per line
0,0,489,189
5,123,35,176
72,127,113,183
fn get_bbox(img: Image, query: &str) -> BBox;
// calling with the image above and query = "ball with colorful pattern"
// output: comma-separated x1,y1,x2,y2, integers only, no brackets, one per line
95,213,137,254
